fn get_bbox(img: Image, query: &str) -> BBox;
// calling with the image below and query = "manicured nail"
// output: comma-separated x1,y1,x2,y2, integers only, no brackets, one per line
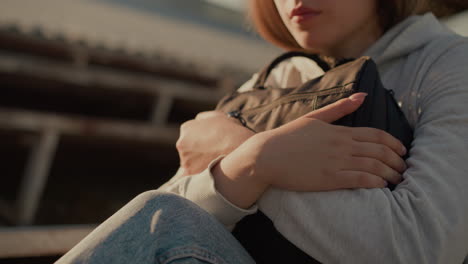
349,93,368,102
401,146,407,156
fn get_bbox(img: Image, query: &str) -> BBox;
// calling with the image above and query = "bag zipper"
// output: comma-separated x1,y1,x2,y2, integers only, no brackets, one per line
242,83,353,116
227,82,355,131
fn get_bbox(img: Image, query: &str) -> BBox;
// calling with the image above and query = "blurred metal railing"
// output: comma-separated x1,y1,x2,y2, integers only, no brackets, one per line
0,28,246,258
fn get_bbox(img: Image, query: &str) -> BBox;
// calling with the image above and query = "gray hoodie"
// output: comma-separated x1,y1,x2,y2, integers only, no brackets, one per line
160,13,468,263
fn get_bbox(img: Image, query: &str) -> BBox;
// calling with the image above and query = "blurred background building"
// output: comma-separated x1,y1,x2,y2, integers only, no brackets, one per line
0,0,279,262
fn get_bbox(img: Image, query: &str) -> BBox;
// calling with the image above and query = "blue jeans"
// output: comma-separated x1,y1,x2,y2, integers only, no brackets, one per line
56,192,256,264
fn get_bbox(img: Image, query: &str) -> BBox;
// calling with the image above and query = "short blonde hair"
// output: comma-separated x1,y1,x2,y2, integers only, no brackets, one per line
249,0,466,51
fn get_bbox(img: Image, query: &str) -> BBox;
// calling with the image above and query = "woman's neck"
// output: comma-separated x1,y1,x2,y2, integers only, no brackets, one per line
325,18,383,59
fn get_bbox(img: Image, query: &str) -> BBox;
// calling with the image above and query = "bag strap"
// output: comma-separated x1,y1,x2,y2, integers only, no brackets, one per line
252,51,331,90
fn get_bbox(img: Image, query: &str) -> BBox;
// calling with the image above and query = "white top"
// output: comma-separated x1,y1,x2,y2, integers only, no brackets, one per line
159,13,468,263
443,10,468,36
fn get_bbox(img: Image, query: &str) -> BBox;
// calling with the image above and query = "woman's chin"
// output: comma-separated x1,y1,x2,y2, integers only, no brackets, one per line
297,41,326,54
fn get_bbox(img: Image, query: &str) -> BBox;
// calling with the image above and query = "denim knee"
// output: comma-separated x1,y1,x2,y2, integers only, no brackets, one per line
132,192,234,263
130,191,218,230
132,191,203,217
132,191,184,209
57,191,254,264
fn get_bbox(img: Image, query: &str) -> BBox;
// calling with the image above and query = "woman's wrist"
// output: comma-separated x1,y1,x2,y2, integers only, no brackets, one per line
211,135,269,209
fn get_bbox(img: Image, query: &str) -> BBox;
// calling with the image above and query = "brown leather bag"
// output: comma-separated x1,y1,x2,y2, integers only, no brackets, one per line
215,51,413,264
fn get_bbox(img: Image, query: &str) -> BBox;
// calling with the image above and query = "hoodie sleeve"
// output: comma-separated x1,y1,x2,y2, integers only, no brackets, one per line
258,41,468,263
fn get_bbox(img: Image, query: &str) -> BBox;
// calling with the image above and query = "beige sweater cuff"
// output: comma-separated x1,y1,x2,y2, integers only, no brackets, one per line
158,156,257,228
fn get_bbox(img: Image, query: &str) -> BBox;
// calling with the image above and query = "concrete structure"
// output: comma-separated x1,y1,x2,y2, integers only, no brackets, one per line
0,0,280,74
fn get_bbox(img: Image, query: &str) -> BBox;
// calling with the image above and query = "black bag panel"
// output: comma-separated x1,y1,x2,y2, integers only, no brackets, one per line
232,211,321,264
351,59,413,150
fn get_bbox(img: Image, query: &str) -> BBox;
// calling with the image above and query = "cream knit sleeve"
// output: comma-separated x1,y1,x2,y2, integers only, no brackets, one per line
157,156,257,228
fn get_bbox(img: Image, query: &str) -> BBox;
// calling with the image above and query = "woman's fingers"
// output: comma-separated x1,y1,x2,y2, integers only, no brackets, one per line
352,141,407,173
196,111,243,125
335,171,387,189
351,127,407,156
344,157,402,184
195,111,224,120
303,92,367,123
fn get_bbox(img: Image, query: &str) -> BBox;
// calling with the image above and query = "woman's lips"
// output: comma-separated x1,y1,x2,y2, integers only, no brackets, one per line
289,7,322,23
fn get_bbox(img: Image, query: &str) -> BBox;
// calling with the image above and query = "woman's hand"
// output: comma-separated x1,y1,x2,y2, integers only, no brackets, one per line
176,111,255,176
212,93,408,208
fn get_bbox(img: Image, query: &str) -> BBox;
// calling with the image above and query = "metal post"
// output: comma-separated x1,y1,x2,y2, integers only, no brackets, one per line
16,129,59,225
151,94,173,126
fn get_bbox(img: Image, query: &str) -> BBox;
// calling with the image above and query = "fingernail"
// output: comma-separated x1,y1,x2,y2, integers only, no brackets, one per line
401,146,407,156
349,93,368,102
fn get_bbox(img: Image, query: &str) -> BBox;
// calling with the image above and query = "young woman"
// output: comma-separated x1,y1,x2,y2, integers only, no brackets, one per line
57,0,468,263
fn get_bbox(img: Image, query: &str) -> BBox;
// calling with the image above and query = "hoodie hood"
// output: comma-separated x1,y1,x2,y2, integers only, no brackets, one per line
364,13,453,67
